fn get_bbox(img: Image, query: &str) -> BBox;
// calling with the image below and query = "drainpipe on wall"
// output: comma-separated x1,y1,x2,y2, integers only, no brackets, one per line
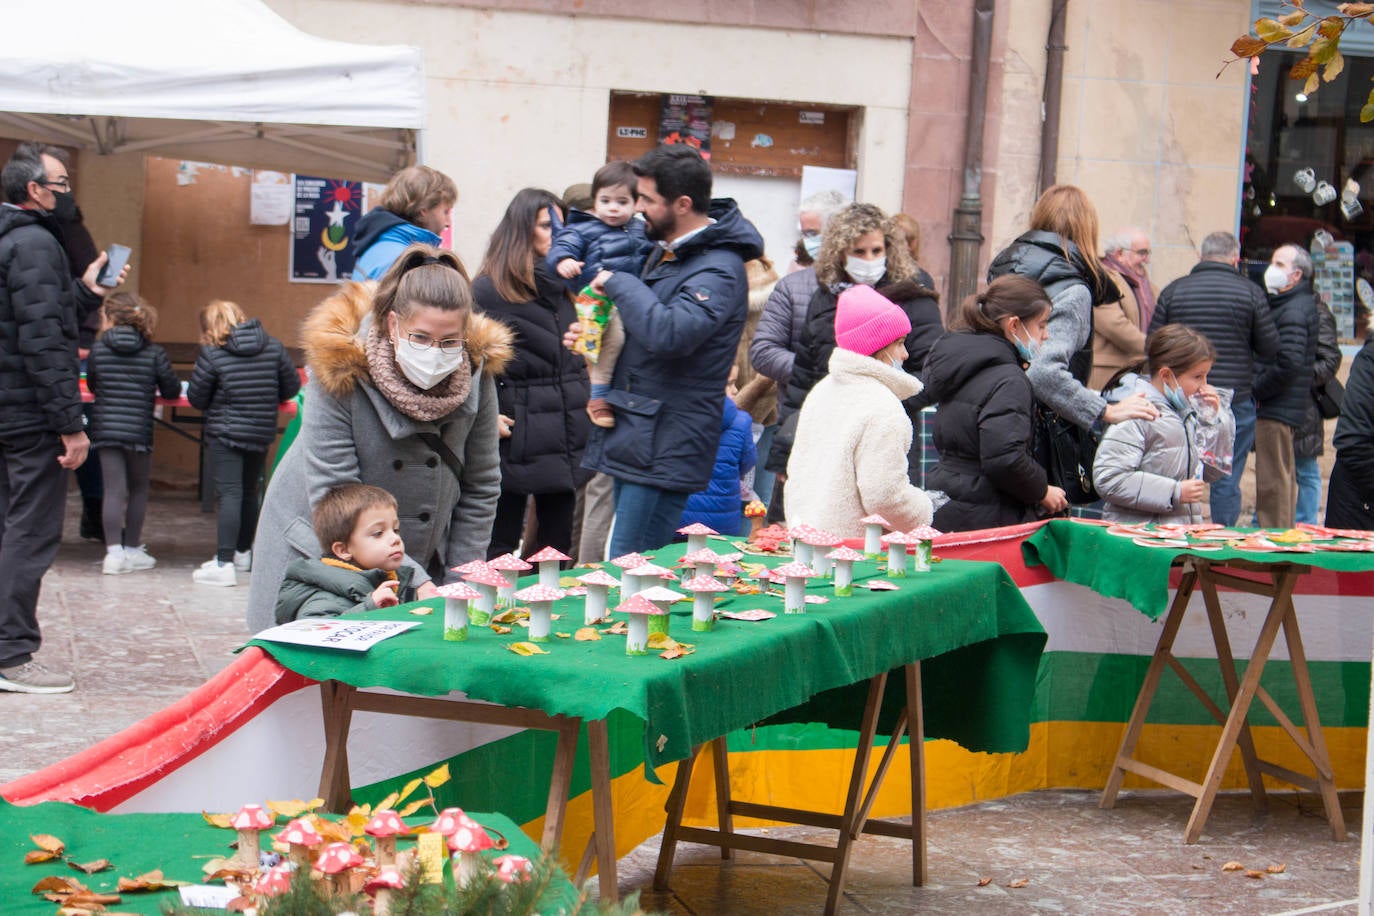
947,0,995,310
1039,0,1069,193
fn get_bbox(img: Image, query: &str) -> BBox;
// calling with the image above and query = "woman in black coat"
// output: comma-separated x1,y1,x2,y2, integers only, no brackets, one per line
1327,334,1374,530
922,276,1069,532
474,188,592,559
767,203,943,478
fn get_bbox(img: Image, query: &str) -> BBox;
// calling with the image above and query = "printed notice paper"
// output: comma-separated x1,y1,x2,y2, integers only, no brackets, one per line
255,618,419,652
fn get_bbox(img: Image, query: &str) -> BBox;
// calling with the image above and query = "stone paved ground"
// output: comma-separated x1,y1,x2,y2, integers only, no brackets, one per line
1,490,1364,914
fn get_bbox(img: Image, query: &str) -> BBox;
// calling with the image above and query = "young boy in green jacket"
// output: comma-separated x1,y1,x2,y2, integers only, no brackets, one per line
274,483,418,624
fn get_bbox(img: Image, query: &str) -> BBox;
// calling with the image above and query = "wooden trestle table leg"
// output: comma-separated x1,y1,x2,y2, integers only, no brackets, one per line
542,717,582,853
711,737,735,860
1279,587,1346,840
823,671,888,916
653,743,701,891
318,680,357,812
587,717,618,902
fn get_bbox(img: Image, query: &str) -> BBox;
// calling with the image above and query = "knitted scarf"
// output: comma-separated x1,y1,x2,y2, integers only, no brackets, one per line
363,322,472,423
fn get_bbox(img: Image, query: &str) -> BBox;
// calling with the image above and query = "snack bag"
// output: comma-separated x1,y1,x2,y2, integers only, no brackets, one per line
1193,386,1234,482
573,286,615,363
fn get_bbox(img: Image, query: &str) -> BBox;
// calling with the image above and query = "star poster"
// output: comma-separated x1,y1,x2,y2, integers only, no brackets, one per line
290,175,362,282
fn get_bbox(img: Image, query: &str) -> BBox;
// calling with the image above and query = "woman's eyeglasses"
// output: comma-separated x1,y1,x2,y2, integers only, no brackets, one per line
401,330,466,352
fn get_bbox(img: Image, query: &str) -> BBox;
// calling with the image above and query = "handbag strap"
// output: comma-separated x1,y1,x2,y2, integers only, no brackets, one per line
417,432,464,484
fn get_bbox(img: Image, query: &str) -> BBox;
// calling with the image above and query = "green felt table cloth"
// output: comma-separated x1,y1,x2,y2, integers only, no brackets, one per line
0,799,564,915
247,544,1047,773
1023,520,1374,620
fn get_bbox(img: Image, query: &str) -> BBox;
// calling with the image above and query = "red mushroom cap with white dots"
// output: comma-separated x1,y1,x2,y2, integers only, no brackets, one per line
487,553,533,572
462,566,509,589
434,582,482,601
616,594,664,616
526,546,571,564
494,854,534,883
676,522,718,536
773,561,819,580
514,583,566,603
636,585,685,604
859,513,891,527
254,864,294,896
430,807,467,836
447,819,495,853
315,841,365,874
230,803,274,830
577,569,620,588
274,818,323,847
827,546,866,563
366,865,406,891
682,575,728,593
906,525,943,541
364,809,407,838
450,559,491,577
609,552,650,569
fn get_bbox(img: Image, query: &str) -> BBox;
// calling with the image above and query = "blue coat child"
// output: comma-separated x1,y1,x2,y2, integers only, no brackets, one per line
680,396,756,536
546,208,654,293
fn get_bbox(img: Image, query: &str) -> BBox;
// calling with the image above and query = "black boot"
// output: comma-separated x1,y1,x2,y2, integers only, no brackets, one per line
79,498,104,543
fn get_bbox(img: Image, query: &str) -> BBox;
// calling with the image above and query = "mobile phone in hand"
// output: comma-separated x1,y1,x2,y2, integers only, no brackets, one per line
96,244,131,287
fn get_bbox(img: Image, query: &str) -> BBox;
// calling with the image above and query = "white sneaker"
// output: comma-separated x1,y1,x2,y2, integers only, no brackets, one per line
193,559,237,587
102,549,131,575
125,545,157,570
233,550,252,573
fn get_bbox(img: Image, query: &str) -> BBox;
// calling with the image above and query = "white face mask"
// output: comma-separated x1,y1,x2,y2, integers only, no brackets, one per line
802,234,823,259
394,335,465,390
845,255,886,286
1263,264,1291,294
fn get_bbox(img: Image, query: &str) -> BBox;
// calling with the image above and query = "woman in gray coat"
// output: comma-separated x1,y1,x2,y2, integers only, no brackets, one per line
245,245,513,633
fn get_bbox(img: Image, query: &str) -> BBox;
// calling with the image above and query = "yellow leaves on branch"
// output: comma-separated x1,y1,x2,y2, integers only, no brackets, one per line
1229,8,1371,119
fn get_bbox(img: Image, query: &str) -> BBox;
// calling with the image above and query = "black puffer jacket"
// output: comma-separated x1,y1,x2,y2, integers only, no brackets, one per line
922,330,1047,531
1295,300,1341,459
473,264,592,495
1254,281,1319,428
1327,338,1374,530
1148,260,1278,397
86,326,180,450
187,319,301,452
768,277,943,473
0,205,101,437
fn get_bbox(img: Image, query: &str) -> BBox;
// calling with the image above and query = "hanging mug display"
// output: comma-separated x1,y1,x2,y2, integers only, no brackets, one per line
1294,167,1318,193
1313,229,1335,249
1314,181,1338,206
1341,179,1363,221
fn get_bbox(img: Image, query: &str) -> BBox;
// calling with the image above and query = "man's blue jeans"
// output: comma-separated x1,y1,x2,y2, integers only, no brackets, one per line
607,480,691,558
1295,454,1321,524
1211,394,1256,527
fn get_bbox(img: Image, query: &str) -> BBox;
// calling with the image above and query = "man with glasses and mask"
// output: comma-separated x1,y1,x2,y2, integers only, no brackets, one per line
0,142,125,693
1102,228,1157,331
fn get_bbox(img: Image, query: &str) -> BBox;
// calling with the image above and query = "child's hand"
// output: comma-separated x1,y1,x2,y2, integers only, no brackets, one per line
1179,479,1206,503
1198,384,1220,411
1103,393,1160,424
557,258,584,279
562,322,584,352
371,580,400,608
590,270,613,295
1039,485,1069,514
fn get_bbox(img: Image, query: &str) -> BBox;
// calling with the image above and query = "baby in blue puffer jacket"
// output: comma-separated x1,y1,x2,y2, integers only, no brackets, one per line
547,160,653,428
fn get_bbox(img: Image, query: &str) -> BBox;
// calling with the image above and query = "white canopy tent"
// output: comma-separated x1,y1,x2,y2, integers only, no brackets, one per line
0,0,424,178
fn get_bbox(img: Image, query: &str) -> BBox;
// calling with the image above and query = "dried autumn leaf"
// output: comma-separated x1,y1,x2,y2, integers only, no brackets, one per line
1341,2,1374,14
408,605,433,615
398,797,432,818
316,819,352,845
68,859,112,875
1007,878,1029,888
423,763,451,788
1287,23,1317,47
1318,15,1346,39
31,834,66,854
1231,35,1268,58
53,889,121,905
1266,863,1287,874
376,791,401,811
602,621,628,635
646,632,677,649
396,776,425,803
1311,35,1340,64
1280,9,1307,26
1245,869,1265,879
491,624,512,635
24,849,61,864
661,644,696,659
1222,861,1245,871
205,866,255,884
1305,71,1321,95
32,875,85,894
200,856,233,876
555,632,571,639
977,877,992,887
507,641,549,656
201,811,234,829
118,870,187,892
1291,56,1318,79
266,798,323,819
575,627,601,641
1324,50,1345,81
491,610,519,624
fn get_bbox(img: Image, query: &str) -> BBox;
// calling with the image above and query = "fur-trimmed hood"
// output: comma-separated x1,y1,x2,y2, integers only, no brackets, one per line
302,281,515,399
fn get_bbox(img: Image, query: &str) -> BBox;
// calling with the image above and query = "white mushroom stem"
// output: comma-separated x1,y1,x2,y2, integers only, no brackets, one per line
376,836,397,867
888,543,908,576
443,599,469,641
456,852,483,887
834,561,854,594
620,572,641,599
784,578,806,614
328,872,350,898
585,585,608,624
692,593,714,630
375,888,395,916
539,562,559,589
793,541,814,568
472,585,495,621
864,525,883,557
626,616,649,654
528,603,552,641
288,844,312,869
811,550,832,578
235,828,260,868
687,533,707,554
914,541,932,572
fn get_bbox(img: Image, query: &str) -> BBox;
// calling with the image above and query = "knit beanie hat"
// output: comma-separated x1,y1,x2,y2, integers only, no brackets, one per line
834,285,911,356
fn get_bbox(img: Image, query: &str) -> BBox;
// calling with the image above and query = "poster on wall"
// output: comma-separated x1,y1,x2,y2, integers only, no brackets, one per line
290,175,363,283
250,171,292,226
659,94,713,159
1312,238,1355,336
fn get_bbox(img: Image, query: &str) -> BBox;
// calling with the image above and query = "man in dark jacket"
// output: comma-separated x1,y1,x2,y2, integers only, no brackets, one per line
578,145,763,555
1295,301,1341,524
1254,244,1319,529
0,143,121,693
1149,231,1279,525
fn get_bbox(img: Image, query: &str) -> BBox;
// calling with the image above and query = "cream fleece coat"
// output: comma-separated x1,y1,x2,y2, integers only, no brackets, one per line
785,348,933,538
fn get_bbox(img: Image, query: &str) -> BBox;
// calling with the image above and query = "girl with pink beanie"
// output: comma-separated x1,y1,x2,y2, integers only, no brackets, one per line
784,285,933,537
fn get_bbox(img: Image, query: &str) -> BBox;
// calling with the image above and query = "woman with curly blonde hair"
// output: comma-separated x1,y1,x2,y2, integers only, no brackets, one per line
766,202,943,481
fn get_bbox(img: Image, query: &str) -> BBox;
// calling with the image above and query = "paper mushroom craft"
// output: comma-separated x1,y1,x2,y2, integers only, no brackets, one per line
526,545,571,588
859,514,891,558
682,575,727,631
365,865,406,915
316,841,365,898
624,562,674,600
610,552,651,598
493,854,534,884
827,546,866,597
881,531,918,577
229,803,274,868
677,521,718,554
577,569,620,624
448,814,496,888
450,558,490,579
435,582,482,642
430,807,467,840
253,864,294,899
906,525,942,572
618,594,662,655
715,558,745,586
364,809,408,867
514,583,565,642
772,560,818,614
487,553,532,608
274,816,323,868
461,565,506,626
681,547,723,582
637,584,684,636
788,525,822,569
800,528,843,577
